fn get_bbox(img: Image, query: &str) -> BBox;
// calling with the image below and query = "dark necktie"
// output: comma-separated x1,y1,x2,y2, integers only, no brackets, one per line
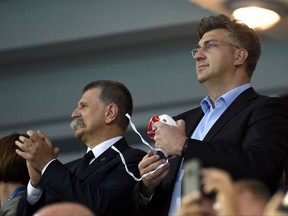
76,150,94,175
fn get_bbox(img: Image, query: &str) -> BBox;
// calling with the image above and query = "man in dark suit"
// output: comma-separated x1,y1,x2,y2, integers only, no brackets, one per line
15,80,146,216
134,14,288,216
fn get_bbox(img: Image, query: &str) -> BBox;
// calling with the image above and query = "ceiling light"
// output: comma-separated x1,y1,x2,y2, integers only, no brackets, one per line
232,6,280,30
227,0,284,30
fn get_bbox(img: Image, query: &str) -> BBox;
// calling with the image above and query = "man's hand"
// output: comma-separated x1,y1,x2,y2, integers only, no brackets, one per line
174,192,215,216
154,119,187,156
201,168,237,216
26,161,41,187
138,150,170,197
263,191,287,216
15,130,60,172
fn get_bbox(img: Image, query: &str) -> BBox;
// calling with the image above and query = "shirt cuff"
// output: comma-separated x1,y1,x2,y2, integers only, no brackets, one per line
138,191,153,206
27,181,43,205
26,159,56,205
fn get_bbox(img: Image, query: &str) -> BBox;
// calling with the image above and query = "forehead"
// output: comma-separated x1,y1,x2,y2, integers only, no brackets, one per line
80,88,101,102
199,29,230,44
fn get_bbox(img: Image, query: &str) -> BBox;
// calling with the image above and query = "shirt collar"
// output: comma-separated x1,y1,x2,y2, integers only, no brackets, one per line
200,83,251,112
87,136,123,159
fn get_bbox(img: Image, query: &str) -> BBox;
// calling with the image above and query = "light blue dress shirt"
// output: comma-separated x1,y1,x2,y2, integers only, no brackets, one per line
168,83,251,215
192,83,251,140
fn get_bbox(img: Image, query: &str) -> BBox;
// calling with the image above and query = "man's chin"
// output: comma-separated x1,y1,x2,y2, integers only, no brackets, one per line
74,130,83,139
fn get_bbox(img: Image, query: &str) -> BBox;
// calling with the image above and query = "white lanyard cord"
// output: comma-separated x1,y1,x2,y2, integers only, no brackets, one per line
111,145,168,181
125,113,167,156
111,113,168,181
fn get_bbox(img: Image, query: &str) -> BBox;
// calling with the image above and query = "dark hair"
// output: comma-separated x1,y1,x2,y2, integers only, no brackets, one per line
0,133,29,185
83,80,133,132
196,14,261,77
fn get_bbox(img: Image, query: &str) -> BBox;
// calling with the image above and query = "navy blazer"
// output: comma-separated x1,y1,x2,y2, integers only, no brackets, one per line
17,138,146,216
135,88,288,216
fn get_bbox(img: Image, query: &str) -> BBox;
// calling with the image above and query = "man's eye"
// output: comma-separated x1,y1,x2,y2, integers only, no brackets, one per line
206,42,216,50
80,104,87,108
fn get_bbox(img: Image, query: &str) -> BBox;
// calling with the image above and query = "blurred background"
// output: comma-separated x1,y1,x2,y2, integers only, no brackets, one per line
1,0,287,162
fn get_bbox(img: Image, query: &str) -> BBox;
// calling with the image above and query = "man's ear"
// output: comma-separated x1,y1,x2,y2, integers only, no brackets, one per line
105,103,118,124
234,49,248,66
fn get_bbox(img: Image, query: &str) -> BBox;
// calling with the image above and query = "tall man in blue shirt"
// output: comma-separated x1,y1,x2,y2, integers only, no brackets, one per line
134,14,288,216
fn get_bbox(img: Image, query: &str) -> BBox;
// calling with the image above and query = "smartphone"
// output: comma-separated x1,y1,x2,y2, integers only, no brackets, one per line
182,159,201,196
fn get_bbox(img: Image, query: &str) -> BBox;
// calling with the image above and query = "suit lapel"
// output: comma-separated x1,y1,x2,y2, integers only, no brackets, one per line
184,108,203,137
78,138,128,179
165,156,182,185
203,88,258,142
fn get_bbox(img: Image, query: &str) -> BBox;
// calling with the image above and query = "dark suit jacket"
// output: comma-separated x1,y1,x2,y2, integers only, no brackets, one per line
16,138,146,216
135,88,288,216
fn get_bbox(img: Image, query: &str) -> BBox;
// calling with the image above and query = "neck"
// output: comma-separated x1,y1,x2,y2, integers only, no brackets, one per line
205,81,250,107
203,71,250,106
0,182,24,206
86,130,123,149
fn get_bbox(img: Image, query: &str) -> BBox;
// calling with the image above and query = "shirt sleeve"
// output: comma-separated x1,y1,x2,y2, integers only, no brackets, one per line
26,181,43,204
26,158,56,204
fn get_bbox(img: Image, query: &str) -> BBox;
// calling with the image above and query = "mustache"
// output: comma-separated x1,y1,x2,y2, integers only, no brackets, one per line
70,118,85,131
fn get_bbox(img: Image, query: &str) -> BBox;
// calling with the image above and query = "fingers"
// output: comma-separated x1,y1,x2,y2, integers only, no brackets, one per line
264,191,285,215
15,130,57,172
27,130,46,143
139,160,170,197
36,130,47,140
15,130,54,160
140,151,160,166
201,168,232,187
174,192,203,216
182,191,202,206
139,150,170,179
16,130,50,149
16,135,34,151
146,150,155,157
15,135,34,160
153,121,161,129
138,152,166,176
15,146,30,160
15,131,37,155
145,162,169,180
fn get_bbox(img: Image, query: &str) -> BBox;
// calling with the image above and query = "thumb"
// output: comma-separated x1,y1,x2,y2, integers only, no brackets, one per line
176,119,186,129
